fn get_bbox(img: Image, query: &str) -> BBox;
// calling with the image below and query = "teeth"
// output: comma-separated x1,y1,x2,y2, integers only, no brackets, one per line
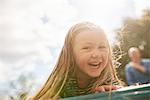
89,63,100,68
90,65,99,68
90,63,98,66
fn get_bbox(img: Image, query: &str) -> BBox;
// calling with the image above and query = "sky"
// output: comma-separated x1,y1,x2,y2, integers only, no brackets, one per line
0,0,149,97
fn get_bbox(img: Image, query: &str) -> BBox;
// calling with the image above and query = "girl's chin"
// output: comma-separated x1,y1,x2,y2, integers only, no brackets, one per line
87,66,106,78
88,71,102,78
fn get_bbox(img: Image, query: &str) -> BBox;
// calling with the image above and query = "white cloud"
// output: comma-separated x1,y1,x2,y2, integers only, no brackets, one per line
0,62,9,82
133,0,150,17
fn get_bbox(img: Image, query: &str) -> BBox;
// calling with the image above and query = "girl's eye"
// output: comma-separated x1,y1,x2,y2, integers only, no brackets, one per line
98,46,106,49
82,47,90,50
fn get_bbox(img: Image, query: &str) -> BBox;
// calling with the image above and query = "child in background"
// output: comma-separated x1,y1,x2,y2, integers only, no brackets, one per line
31,22,123,99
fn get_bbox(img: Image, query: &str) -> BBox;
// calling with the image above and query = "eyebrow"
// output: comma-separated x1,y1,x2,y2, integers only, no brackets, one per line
83,42,93,45
80,42,95,47
81,43,107,48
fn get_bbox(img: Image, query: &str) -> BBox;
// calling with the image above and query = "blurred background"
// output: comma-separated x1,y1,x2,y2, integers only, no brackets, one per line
0,0,149,99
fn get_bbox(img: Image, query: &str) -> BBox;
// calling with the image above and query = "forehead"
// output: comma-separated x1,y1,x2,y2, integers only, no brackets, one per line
74,30,108,44
129,48,140,57
129,48,140,54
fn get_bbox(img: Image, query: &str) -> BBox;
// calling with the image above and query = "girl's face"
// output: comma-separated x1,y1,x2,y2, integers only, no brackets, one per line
73,30,109,78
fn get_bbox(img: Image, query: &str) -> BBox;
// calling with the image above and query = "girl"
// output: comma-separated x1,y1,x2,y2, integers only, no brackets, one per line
31,22,123,100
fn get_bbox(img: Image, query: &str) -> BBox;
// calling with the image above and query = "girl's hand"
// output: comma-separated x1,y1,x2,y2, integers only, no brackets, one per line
93,85,122,93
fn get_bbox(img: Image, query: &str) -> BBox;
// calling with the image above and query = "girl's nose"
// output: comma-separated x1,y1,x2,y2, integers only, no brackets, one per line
91,49,100,58
91,53,98,58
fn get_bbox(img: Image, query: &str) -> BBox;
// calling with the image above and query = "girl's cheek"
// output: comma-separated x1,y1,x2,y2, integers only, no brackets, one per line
102,53,109,60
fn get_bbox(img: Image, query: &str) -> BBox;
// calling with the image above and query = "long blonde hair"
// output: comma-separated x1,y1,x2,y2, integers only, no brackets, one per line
31,22,121,100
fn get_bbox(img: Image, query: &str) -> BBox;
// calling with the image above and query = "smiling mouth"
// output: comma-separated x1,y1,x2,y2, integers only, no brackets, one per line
88,63,100,69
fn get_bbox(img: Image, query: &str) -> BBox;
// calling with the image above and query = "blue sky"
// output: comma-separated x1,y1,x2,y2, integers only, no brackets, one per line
0,0,149,96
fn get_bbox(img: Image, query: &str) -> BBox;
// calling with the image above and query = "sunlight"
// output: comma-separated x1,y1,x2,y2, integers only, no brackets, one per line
0,0,149,99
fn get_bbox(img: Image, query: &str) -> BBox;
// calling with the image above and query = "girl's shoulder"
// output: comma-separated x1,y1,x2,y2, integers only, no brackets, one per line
59,76,77,98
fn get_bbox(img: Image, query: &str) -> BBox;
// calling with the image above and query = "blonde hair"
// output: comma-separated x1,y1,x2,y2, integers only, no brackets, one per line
31,22,121,100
